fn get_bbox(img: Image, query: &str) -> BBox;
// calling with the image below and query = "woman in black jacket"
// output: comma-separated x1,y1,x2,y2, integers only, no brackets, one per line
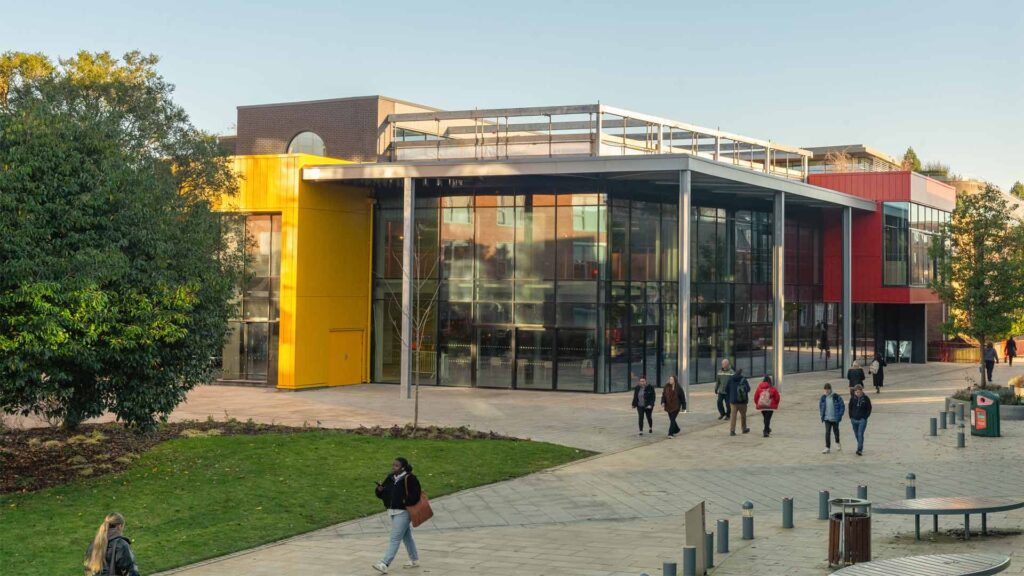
373,457,421,573
869,352,887,393
846,361,866,396
83,512,140,576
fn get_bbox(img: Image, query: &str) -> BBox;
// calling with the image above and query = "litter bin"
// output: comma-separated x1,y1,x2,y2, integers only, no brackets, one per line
828,498,871,567
971,390,1001,437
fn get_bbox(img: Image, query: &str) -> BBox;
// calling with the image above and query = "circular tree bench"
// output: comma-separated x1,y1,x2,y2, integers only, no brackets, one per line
831,553,1010,575
873,497,1024,540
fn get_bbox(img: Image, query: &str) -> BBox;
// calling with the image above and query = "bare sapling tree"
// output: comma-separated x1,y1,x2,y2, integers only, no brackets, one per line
380,227,440,435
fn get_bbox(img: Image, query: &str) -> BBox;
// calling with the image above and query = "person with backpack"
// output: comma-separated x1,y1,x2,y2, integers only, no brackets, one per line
373,457,422,573
726,368,751,436
660,375,686,438
83,512,140,576
868,352,887,394
754,375,781,437
631,375,656,436
849,384,873,456
846,361,866,396
715,359,734,420
819,383,846,454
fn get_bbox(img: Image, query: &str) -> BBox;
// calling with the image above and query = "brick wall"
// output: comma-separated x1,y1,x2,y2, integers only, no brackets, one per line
235,96,385,163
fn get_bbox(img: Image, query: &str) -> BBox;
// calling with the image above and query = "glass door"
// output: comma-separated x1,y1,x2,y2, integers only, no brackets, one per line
556,329,596,391
476,326,513,388
515,328,554,389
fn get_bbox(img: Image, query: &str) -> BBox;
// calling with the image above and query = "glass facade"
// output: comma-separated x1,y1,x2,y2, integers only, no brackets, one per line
371,179,840,392
220,214,282,385
883,202,950,287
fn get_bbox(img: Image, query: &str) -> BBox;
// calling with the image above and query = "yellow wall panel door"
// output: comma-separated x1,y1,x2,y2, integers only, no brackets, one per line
329,330,364,386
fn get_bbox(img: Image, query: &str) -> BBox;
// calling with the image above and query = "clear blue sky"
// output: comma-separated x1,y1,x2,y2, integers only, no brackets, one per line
4,0,1022,188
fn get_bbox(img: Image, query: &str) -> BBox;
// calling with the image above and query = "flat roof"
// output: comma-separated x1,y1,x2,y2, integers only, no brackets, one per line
303,154,876,212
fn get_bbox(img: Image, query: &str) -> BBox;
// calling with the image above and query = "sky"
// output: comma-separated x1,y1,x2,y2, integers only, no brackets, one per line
3,0,1022,188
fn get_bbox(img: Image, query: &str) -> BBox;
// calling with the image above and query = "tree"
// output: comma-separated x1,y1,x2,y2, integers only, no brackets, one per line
930,185,1024,385
0,51,242,430
1010,181,1024,199
379,224,440,434
901,147,922,172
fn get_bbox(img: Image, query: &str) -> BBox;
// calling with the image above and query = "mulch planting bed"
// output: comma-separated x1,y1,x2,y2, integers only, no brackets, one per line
0,420,512,494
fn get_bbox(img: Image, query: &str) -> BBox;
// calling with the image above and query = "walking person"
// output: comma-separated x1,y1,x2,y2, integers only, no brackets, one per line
819,383,845,454
1004,337,1017,367
868,352,887,394
661,375,686,438
726,368,751,436
754,375,781,437
983,343,999,384
632,375,656,436
849,384,873,456
83,512,141,576
846,360,866,396
373,457,422,573
818,322,830,360
715,359,734,420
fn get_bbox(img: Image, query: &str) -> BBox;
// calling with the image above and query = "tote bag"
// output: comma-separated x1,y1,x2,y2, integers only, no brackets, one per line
405,476,434,527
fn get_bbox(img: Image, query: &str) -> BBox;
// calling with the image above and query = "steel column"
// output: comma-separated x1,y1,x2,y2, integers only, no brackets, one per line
772,192,785,388
678,171,692,403
400,177,415,399
842,206,853,375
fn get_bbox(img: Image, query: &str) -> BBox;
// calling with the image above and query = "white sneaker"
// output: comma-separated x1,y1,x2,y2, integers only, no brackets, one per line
403,560,420,569
372,561,389,573
822,447,831,454
836,443,842,452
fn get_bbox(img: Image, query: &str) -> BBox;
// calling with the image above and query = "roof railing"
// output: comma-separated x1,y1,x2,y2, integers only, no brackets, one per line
383,104,812,181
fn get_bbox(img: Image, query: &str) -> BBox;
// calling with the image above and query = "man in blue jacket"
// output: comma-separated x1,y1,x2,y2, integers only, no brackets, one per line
819,383,845,454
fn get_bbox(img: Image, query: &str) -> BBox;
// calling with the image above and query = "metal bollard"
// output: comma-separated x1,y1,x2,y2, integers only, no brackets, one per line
958,402,965,421
716,519,729,553
940,411,947,429
929,417,937,436
662,561,677,576
957,424,966,448
906,472,917,499
682,546,697,576
950,408,957,425
857,484,868,499
782,497,794,528
704,532,714,568
819,490,830,520
742,501,754,539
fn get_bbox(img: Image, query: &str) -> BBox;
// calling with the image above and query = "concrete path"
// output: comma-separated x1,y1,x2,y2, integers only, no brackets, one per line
154,362,1024,575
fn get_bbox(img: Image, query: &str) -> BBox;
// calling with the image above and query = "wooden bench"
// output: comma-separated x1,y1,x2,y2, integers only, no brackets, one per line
831,553,1010,575
873,497,1024,540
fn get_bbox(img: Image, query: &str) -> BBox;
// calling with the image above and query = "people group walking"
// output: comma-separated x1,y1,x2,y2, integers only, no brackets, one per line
754,375,780,437
632,375,656,436
661,375,686,438
726,368,751,436
819,383,845,454
848,384,872,456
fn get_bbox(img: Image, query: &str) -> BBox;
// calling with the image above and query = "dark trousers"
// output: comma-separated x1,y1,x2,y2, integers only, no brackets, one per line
1009,355,1015,367
761,410,774,434
824,420,841,448
985,361,995,382
637,407,653,431
667,410,681,435
716,393,731,417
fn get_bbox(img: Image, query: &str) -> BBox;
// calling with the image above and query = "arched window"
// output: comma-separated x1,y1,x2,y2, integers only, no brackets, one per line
287,131,326,156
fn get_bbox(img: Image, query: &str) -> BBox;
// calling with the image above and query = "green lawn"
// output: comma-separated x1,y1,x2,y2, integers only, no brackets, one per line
0,431,587,575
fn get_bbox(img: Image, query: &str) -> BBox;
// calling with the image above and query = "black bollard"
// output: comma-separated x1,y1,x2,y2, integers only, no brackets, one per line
939,411,947,429
716,519,729,553
929,417,937,436
819,490,830,520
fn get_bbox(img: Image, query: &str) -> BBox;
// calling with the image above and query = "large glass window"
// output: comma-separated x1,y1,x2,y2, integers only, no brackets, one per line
883,202,947,287
287,131,326,156
221,214,282,385
883,202,909,285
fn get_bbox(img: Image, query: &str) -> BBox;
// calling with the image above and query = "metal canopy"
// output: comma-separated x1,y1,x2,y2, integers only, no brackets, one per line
303,154,876,211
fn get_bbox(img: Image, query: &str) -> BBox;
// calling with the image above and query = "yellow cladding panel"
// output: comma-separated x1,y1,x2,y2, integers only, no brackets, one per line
217,154,369,390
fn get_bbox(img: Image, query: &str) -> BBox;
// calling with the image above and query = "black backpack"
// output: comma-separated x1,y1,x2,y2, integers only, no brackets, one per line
735,378,750,403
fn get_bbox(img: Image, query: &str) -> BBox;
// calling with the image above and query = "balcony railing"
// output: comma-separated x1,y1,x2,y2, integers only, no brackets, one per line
384,104,812,180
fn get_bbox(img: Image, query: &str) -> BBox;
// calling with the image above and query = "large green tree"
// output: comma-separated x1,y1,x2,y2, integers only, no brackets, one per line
930,185,1024,385
1010,181,1024,199
902,146,922,171
0,51,242,430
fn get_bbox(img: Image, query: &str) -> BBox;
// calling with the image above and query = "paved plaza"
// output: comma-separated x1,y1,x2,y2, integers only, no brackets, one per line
143,362,1022,574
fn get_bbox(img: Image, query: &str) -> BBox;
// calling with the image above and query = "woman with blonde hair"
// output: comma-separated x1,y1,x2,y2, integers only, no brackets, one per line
83,512,140,576
846,360,866,396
